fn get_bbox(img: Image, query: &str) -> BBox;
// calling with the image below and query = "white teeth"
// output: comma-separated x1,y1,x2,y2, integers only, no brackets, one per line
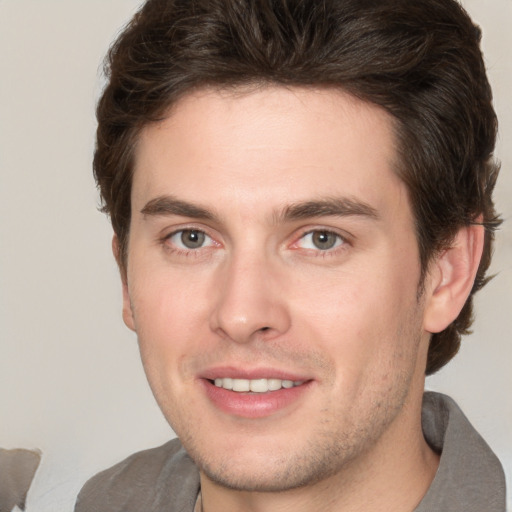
267,379,282,391
232,379,250,392
249,379,268,393
213,378,304,393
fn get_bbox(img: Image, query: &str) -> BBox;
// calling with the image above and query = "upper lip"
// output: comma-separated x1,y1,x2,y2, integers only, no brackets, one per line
200,366,311,382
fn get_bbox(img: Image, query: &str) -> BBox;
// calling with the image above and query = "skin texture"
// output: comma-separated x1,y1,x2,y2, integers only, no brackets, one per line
119,87,483,512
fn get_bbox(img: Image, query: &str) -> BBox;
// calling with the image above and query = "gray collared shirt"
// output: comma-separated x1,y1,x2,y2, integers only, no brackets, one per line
414,392,506,511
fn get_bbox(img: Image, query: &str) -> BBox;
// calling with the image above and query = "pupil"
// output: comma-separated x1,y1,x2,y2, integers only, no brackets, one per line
313,231,336,250
181,230,205,248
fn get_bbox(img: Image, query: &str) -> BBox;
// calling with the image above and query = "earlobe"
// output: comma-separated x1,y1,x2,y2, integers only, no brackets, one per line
423,221,485,334
112,235,136,332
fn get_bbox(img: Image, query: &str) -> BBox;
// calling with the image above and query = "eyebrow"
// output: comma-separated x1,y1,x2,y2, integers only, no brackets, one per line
279,197,379,223
141,195,216,220
140,195,379,223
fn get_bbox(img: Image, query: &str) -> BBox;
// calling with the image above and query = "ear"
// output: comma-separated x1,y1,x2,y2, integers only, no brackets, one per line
423,221,485,333
112,235,136,332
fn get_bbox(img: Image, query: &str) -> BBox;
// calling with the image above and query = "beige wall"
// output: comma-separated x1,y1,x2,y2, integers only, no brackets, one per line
0,1,510,510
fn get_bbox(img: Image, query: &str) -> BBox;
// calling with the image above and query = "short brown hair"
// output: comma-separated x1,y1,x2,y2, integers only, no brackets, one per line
94,0,501,374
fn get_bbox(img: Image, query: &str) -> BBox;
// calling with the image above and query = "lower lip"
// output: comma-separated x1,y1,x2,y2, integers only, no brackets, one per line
200,379,312,418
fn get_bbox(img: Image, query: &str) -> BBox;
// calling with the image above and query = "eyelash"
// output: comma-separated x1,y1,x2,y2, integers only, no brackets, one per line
161,228,218,257
291,229,349,257
159,227,350,258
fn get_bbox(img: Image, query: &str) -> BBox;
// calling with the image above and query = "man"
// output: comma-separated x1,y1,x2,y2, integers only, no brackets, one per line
75,0,506,510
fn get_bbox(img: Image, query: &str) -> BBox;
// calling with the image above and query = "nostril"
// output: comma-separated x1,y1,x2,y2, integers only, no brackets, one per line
259,327,270,332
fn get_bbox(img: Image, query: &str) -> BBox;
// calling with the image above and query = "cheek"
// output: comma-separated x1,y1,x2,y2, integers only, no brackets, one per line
131,257,209,329
291,264,421,378
294,267,403,337
128,267,212,383
129,278,204,425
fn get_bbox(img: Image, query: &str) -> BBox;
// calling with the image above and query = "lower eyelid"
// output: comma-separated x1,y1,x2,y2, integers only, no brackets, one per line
160,227,349,255
297,231,346,250
162,229,220,253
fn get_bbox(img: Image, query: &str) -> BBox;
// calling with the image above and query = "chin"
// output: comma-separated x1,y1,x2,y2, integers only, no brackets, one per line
200,459,330,493
185,432,362,493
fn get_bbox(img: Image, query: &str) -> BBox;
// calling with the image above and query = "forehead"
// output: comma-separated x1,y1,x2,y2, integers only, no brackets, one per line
132,86,408,220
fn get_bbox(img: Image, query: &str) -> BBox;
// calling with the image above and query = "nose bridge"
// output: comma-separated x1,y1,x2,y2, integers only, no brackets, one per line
211,245,290,343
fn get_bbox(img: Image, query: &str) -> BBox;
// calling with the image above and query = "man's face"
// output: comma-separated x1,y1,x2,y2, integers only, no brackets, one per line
123,87,431,491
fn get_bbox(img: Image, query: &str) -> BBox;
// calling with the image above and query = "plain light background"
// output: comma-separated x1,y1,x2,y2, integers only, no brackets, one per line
0,1,510,510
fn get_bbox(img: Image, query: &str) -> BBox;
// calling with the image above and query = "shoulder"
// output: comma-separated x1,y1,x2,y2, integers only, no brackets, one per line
75,438,200,512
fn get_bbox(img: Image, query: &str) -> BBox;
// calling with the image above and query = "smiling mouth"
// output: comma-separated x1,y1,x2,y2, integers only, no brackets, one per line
212,378,305,393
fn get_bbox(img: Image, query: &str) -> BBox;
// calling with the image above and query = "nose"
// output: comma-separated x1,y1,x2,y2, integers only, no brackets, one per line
210,251,291,344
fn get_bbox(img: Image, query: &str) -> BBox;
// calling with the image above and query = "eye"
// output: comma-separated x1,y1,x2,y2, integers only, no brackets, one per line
297,230,345,251
167,229,214,250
